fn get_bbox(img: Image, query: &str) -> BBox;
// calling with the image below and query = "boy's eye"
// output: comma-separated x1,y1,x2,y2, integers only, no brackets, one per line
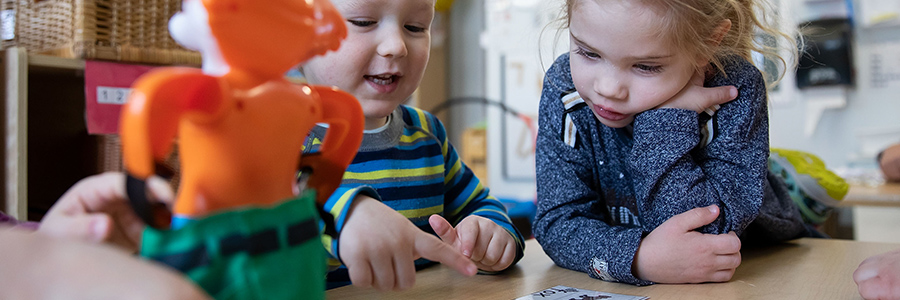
404,25,426,33
348,20,376,27
635,64,663,74
575,47,600,60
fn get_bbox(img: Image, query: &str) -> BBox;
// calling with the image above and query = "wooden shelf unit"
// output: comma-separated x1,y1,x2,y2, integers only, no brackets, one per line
3,47,98,221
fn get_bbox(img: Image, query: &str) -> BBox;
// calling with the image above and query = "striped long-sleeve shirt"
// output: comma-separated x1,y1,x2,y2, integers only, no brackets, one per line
304,105,525,280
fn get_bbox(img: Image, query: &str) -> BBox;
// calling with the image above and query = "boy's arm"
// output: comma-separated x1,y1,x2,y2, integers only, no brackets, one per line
533,78,650,285
318,185,378,262
630,63,767,235
420,111,525,270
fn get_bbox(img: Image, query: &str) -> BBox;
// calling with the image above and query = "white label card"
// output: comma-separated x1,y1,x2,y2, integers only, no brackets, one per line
515,285,649,300
96,86,133,105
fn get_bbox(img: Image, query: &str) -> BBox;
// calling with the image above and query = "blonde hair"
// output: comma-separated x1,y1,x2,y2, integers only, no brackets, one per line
557,0,796,88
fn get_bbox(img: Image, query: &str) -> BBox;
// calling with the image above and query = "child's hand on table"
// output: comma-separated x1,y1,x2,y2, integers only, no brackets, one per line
633,205,742,283
854,248,900,300
429,214,518,272
340,195,477,291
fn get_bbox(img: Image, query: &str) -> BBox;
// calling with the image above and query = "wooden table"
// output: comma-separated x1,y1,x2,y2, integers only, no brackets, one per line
327,239,900,300
834,182,900,243
841,182,900,207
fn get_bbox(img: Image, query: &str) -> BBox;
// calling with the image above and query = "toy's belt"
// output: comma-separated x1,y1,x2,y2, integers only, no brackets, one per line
148,218,318,273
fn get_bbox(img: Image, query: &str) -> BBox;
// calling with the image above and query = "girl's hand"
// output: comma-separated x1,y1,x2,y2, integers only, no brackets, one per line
633,205,742,283
430,215,518,272
659,70,738,113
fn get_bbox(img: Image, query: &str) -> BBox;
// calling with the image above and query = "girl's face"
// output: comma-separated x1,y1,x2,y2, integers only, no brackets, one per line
302,0,434,130
568,0,698,128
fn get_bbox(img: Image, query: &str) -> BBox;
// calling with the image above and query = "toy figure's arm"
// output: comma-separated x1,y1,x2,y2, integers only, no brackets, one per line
119,68,223,228
299,86,364,206
120,68,224,179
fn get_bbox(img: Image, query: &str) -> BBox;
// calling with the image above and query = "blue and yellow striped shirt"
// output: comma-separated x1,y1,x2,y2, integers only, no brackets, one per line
304,105,525,279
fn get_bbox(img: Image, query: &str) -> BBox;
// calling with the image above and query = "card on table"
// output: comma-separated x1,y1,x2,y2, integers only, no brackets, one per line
515,285,649,300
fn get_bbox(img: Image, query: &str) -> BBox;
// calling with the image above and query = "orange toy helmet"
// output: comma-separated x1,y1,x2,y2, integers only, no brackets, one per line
202,0,347,78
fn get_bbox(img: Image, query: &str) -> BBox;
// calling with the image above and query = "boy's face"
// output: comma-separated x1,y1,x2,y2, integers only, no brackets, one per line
303,0,434,129
568,0,696,128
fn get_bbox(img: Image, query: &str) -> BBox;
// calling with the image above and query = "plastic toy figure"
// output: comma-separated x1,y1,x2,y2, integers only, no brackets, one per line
118,0,363,298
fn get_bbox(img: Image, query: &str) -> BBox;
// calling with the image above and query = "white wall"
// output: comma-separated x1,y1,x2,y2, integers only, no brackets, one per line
466,0,900,199
769,0,900,170
482,0,563,199
446,0,488,147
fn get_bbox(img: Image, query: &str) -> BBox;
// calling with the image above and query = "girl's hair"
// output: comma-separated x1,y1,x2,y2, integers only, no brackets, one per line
556,0,797,88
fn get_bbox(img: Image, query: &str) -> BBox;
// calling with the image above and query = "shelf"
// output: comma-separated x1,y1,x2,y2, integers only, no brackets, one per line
3,47,94,221
27,53,85,71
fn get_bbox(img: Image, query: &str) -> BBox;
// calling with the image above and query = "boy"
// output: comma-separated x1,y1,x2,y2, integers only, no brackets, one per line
301,0,525,291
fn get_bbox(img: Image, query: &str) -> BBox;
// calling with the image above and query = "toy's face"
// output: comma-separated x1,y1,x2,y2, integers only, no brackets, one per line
302,0,434,129
202,0,348,77
170,0,213,52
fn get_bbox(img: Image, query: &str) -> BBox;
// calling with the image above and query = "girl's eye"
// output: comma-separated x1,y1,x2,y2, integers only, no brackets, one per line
635,64,663,73
405,25,426,33
575,47,600,60
348,20,376,27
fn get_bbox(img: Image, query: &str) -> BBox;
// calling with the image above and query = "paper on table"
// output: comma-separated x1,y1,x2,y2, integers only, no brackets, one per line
515,285,649,300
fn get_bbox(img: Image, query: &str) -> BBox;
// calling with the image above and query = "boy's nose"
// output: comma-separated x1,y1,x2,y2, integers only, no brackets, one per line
377,27,408,58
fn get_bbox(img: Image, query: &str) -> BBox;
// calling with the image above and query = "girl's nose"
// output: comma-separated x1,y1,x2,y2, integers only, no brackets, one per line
593,72,627,101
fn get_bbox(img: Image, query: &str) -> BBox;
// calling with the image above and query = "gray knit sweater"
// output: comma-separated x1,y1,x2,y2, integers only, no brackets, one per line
533,53,807,285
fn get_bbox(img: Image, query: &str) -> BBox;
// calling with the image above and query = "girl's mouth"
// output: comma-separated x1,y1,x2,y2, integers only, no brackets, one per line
592,104,627,121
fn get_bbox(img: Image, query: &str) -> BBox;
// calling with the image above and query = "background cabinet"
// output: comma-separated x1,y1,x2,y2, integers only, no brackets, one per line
2,47,106,221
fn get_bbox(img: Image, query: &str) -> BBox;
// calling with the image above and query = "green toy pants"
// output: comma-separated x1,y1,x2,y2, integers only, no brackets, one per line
141,190,325,300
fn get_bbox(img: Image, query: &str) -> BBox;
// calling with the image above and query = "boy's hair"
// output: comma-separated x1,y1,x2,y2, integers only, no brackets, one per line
556,0,797,88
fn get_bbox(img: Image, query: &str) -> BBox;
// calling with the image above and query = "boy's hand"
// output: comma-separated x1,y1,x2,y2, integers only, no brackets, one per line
633,205,742,283
339,196,477,291
659,70,737,113
854,248,900,300
429,214,517,272
38,172,174,252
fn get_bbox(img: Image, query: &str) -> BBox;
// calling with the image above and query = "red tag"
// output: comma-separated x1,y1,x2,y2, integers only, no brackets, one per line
84,61,157,134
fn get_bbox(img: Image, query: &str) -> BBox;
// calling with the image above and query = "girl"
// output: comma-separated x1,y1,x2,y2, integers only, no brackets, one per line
534,0,813,285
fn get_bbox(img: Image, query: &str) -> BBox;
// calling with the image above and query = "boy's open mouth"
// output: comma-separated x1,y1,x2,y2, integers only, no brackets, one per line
365,74,399,85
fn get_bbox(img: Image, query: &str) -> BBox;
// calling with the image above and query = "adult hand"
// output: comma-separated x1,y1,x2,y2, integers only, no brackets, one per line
879,143,900,182
0,228,210,300
854,248,900,300
339,196,477,291
39,172,174,252
659,70,737,113
430,214,517,272
633,205,742,283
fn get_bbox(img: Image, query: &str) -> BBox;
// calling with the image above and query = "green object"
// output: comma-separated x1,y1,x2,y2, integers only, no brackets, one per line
435,0,455,12
141,190,325,300
769,148,849,225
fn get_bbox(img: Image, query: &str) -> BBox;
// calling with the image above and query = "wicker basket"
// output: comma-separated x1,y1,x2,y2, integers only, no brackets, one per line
2,0,200,66
98,134,181,191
